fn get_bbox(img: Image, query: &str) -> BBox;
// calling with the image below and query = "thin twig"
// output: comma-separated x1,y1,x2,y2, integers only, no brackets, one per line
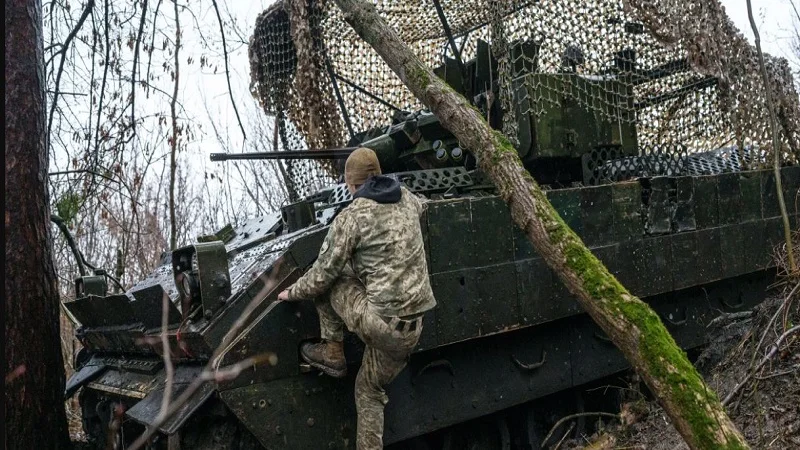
50,214,125,291
126,265,287,450
114,76,190,112
782,282,799,331
750,282,799,370
723,325,800,406
746,0,797,273
85,0,111,205
212,259,288,369
541,412,619,448
145,0,163,98
129,0,149,140
791,0,800,23
46,0,96,146
82,8,98,163
201,101,266,216
754,367,797,380
157,291,175,419
49,169,120,183
127,355,270,450
707,311,754,329
45,90,88,96
51,215,87,276
552,422,575,450
584,384,646,401
211,0,246,142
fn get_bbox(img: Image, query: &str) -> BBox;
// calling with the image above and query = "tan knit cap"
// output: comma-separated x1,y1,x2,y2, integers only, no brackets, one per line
344,147,381,186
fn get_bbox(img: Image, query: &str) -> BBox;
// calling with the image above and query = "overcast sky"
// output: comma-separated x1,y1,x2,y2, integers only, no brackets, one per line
724,0,798,63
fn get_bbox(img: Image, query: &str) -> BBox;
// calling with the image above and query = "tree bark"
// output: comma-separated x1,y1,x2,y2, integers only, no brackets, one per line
5,0,72,448
332,1,749,449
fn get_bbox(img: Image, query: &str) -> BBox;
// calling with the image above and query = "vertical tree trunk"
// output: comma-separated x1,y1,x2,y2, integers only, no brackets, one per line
332,0,749,449
745,0,797,275
169,0,181,251
5,0,71,448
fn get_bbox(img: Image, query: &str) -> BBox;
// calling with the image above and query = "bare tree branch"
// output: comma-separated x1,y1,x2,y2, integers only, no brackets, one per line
50,213,128,291
169,0,180,251
542,412,619,448
126,263,288,450
51,215,87,276
49,169,119,183
202,101,268,216
46,0,95,146
749,282,799,371
115,76,190,114
157,290,175,417
90,0,110,192
211,0,246,142
722,324,800,406
145,0,163,98
130,0,149,139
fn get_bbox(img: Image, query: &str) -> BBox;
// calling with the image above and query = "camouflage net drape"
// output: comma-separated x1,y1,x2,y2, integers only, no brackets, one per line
249,0,800,197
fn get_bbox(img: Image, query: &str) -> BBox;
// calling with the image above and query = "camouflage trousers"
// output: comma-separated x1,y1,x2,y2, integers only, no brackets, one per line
315,276,423,450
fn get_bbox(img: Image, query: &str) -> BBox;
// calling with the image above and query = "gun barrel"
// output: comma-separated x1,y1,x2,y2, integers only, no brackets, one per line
210,148,358,162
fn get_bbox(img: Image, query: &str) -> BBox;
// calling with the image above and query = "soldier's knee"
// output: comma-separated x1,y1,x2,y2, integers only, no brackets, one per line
355,390,389,411
355,371,388,408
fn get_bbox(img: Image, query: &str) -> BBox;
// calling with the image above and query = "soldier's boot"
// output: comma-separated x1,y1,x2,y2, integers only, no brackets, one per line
300,340,347,378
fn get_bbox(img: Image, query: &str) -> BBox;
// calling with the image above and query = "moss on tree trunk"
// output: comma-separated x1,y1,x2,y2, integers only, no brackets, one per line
333,0,750,448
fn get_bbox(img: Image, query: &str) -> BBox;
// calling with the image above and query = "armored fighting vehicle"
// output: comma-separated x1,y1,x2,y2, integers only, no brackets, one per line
64,1,799,449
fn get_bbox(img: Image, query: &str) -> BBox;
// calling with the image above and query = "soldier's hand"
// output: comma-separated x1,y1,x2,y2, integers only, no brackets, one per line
278,289,290,301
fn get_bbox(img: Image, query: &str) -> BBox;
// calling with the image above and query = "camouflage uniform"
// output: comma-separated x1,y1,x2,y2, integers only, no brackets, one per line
288,185,435,450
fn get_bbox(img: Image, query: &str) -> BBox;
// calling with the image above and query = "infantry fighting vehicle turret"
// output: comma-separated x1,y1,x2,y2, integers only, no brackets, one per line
64,4,799,449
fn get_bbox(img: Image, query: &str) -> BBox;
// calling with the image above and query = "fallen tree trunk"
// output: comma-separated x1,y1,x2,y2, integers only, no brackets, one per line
332,0,749,448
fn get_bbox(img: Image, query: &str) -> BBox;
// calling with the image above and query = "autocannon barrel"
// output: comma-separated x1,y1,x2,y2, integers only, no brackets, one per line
210,148,359,162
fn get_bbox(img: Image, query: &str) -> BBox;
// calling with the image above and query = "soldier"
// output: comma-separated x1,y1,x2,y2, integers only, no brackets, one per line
278,147,436,450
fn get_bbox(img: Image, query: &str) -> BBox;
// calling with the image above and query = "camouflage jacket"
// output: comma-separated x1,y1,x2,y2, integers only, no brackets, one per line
288,183,436,318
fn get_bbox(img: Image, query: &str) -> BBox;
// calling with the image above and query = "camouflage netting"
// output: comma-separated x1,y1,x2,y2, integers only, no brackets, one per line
249,0,800,198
